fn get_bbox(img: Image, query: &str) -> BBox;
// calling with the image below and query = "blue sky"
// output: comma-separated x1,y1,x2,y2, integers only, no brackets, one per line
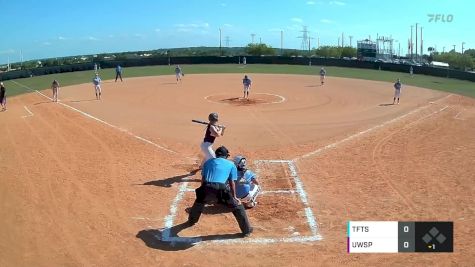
0,0,472,64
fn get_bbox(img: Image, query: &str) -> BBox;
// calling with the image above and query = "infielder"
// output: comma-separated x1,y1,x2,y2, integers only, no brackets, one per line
320,67,326,85
0,82,6,111
92,73,102,100
393,78,402,105
200,112,225,165
51,79,60,102
242,75,252,99
234,155,261,209
188,146,253,237
175,65,183,83
115,64,123,82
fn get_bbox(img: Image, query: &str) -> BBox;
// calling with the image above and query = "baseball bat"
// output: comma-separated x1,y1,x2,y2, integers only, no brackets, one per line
191,119,226,128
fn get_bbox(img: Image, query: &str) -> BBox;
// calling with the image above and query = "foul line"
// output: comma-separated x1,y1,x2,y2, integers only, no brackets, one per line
293,94,453,161
21,106,34,118
10,80,194,159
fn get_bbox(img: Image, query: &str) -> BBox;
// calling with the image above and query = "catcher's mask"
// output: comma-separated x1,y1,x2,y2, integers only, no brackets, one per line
233,155,247,170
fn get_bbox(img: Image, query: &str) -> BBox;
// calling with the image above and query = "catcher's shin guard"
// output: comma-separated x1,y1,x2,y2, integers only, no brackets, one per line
241,184,261,208
232,205,252,234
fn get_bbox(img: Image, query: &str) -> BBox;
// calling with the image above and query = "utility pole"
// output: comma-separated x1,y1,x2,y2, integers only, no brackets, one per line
280,30,283,55
410,25,413,59
462,42,465,54
443,46,445,53
415,23,418,61
219,28,222,56
225,36,231,47
259,37,262,44
338,36,340,47
452,44,456,52
349,35,353,47
420,27,423,59
251,33,255,44
341,32,344,47
317,37,320,48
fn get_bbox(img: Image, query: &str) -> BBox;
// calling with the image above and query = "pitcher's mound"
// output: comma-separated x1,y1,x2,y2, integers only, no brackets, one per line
205,93,285,106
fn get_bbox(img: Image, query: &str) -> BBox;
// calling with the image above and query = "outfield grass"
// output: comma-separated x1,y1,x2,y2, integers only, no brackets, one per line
3,64,474,98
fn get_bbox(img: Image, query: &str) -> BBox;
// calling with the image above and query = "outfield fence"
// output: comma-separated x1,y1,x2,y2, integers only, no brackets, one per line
1,56,474,82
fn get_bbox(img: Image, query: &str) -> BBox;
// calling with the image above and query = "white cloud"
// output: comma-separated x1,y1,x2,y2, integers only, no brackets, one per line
307,1,315,4
87,36,99,41
155,28,161,32
42,42,52,46
320,19,334,24
0,49,15,54
223,23,233,28
220,3,227,7
329,1,345,5
134,33,145,38
58,36,67,40
286,24,301,31
291,17,304,23
108,34,115,38
174,22,210,33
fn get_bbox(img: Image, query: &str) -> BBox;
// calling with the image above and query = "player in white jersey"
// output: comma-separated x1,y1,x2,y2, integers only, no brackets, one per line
393,78,402,105
92,73,102,100
319,67,326,85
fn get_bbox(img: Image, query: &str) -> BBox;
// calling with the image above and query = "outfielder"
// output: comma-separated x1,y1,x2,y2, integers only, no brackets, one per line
175,65,183,83
200,112,225,165
115,64,123,82
51,79,60,102
92,73,102,100
319,67,326,85
393,78,402,105
188,146,253,237
234,155,261,209
242,75,252,99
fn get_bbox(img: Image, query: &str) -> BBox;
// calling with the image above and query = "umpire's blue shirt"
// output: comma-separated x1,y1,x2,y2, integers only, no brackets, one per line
202,158,237,184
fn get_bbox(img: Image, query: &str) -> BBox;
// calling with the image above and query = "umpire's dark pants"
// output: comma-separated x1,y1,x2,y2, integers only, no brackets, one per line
188,182,252,235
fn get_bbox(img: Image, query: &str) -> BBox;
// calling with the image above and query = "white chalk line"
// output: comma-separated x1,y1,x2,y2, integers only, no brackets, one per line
10,80,197,160
454,109,466,120
159,159,321,245
185,188,295,195
293,94,453,161
21,105,34,118
204,93,286,105
287,161,319,236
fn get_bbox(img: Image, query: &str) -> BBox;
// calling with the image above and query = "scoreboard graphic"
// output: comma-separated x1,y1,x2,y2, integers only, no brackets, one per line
347,221,453,253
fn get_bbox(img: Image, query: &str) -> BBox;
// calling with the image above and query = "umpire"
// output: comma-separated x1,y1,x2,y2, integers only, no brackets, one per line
188,146,253,237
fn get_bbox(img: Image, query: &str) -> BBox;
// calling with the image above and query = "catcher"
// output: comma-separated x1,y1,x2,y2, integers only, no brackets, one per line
234,155,261,208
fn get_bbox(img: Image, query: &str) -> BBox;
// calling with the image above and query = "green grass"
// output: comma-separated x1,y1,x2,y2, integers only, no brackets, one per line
3,64,474,98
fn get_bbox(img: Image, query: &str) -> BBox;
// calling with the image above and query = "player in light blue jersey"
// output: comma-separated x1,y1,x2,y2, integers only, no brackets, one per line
234,155,261,208
92,73,102,100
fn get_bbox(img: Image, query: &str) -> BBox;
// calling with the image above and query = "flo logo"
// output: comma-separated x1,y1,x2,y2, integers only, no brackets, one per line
428,14,454,23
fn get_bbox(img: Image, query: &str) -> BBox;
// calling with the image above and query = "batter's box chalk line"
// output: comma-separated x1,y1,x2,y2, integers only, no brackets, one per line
159,160,322,245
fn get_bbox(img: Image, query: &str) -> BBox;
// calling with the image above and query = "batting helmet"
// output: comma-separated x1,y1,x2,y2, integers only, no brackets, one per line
208,112,219,122
233,155,247,170
215,146,230,158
